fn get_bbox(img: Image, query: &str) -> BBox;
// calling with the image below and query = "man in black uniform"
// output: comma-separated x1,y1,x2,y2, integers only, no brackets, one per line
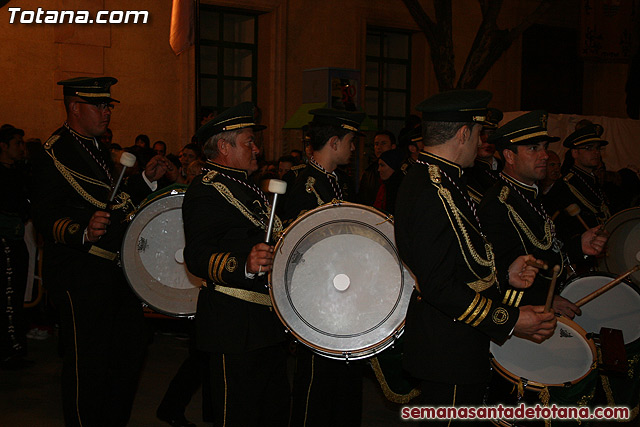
478,110,608,319
394,90,556,418
546,123,612,245
31,77,169,426
281,109,365,426
182,102,290,427
466,107,503,203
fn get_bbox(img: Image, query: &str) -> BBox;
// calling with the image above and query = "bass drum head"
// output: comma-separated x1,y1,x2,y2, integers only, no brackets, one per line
490,317,595,389
122,187,201,317
598,207,640,286
270,203,414,360
560,273,640,344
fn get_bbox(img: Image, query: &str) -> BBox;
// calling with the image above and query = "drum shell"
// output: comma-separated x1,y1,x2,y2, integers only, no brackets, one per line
121,185,201,317
269,202,414,361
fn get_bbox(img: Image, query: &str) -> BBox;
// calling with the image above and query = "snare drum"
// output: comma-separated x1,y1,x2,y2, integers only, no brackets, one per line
269,202,414,361
121,185,201,317
561,273,640,417
560,273,640,345
598,207,640,286
488,317,597,423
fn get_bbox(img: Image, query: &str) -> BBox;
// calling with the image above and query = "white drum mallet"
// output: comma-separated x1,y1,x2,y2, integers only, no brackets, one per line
265,178,287,244
108,152,137,206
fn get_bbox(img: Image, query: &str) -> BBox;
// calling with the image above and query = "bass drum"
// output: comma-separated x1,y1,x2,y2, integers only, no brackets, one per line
598,207,640,286
270,202,414,361
122,185,201,317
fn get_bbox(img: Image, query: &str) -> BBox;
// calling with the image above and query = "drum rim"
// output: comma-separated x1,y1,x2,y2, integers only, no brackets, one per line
269,202,412,360
489,316,597,391
122,189,199,318
598,207,640,280
562,271,639,294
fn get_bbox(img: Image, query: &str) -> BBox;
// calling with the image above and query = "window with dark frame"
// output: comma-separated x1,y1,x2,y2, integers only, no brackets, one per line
365,28,412,139
197,6,259,120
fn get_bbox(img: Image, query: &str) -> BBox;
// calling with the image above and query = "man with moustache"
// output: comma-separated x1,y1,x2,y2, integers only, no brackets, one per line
281,109,366,426
182,102,290,427
394,91,556,420
31,77,169,426
478,111,608,318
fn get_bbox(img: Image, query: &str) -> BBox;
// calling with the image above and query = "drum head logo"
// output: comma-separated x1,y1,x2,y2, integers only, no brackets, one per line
560,328,573,338
137,237,148,253
492,307,509,325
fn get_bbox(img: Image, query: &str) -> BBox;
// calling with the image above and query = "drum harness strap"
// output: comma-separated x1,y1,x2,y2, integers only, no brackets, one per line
210,283,272,307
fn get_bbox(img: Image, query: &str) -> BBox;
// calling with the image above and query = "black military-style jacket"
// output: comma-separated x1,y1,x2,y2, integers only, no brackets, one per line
479,174,580,308
281,161,353,223
394,151,519,384
545,166,611,242
466,157,499,204
31,125,150,290
182,161,286,353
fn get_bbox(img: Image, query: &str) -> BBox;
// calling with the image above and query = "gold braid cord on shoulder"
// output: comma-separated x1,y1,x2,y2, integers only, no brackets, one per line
499,186,553,251
208,181,282,234
434,181,496,292
564,180,611,219
47,150,129,210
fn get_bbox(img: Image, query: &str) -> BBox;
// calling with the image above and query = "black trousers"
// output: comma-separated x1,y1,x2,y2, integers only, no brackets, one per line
157,322,212,421
0,238,29,362
208,343,290,427
51,261,147,427
290,346,363,427
412,380,491,426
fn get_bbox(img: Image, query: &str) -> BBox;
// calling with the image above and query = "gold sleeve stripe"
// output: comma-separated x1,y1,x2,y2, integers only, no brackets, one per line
53,218,72,243
52,218,62,242
465,296,487,325
217,253,230,285
502,290,511,305
472,299,492,327
209,253,223,282
458,293,481,322
514,291,524,307
508,290,518,306
212,253,224,282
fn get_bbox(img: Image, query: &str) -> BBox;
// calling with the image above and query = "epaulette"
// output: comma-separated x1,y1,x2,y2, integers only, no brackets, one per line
401,163,409,173
202,170,219,183
563,172,574,182
498,186,510,202
44,134,60,150
428,164,441,184
291,164,306,171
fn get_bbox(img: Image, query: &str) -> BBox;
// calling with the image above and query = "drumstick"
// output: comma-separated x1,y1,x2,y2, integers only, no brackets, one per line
264,179,287,244
109,152,137,204
574,265,640,308
526,259,548,270
565,203,590,231
544,265,561,312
